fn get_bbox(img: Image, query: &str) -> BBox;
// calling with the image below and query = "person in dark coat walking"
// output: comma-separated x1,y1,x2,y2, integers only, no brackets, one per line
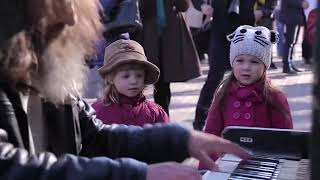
136,0,201,114
255,0,278,69
279,0,309,73
191,0,257,130
0,0,250,180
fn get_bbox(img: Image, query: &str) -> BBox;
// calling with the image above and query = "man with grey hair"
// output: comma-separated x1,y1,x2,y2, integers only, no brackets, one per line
0,0,249,180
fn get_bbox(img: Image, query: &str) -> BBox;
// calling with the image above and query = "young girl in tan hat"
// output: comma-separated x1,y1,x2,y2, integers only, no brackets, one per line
92,39,169,126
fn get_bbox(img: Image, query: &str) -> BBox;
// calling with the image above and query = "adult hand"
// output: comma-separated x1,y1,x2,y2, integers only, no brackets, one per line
146,162,202,180
201,4,214,16
302,1,309,9
188,130,251,171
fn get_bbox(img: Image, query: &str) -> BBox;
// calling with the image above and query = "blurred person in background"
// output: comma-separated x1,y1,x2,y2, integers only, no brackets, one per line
185,0,210,62
278,0,309,74
254,0,278,69
135,0,201,115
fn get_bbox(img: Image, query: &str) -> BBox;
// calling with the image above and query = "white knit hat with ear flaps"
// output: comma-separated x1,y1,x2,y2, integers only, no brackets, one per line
226,25,279,69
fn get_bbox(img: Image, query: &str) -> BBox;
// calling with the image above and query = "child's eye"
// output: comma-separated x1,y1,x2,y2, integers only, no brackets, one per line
122,74,130,78
136,73,144,78
251,60,260,64
235,59,243,63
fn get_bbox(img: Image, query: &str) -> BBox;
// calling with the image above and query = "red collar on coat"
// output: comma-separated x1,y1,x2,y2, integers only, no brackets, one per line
118,94,146,106
228,80,264,102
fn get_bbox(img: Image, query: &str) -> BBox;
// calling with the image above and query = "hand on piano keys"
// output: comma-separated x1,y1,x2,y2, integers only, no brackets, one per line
201,154,309,180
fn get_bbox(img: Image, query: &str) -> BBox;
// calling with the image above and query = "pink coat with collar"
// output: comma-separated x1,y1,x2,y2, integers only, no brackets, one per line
92,95,169,127
199,80,293,169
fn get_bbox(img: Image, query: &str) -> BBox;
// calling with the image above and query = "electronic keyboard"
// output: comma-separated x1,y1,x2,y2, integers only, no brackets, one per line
202,126,310,180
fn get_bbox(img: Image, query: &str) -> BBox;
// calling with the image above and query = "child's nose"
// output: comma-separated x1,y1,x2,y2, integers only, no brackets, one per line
129,77,138,84
243,63,251,69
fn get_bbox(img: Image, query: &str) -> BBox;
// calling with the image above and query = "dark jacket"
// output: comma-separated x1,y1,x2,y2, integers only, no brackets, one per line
191,0,256,34
136,0,201,82
256,0,278,28
279,0,305,25
0,82,190,180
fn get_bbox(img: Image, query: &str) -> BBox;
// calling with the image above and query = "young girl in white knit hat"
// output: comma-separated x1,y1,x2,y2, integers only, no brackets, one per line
199,25,293,169
92,39,169,126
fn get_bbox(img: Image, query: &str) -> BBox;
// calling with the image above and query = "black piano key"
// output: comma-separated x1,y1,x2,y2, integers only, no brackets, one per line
229,175,266,180
232,172,271,180
244,160,278,168
236,169,273,177
250,156,279,164
234,169,273,179
239,164,275,173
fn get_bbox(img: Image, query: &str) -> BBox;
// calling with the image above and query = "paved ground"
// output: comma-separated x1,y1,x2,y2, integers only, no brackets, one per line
144,45,313,131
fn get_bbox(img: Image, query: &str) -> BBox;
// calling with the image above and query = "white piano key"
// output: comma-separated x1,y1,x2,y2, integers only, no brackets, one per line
202,171,231,180
220,154,243,162
215,158,240,173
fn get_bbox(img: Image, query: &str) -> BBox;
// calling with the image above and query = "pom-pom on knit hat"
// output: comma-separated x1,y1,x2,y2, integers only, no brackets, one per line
98,39,160,85
226,25,279,69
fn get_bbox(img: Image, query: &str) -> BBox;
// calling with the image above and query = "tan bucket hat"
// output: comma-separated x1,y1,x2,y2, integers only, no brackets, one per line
98,39,160,85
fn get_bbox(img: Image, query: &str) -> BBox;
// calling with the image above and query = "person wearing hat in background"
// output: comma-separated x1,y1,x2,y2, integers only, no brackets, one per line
198,25,293,169
92,39,169,126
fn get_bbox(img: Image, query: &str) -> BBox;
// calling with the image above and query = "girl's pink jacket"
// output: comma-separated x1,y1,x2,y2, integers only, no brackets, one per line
92,95,169,127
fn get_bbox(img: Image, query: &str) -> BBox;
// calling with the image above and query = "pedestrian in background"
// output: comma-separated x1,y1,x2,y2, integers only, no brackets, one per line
92,39,169,126
199,25,293,169
135,0,201,115
191,0,257,130
279,0,309,74
255,0,278,69
273,0,285,58
185,0,210,62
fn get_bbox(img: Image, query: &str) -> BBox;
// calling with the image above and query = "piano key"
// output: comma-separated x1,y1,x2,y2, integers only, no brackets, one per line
233,169,273,179
216,159,240,173
275,159,309,180
250,156,279,164
239,164,276,173
232,172,271,180
244,160,278,167
220,154,243,162
235,169,273,178
229,175,267,180
202,171,231,180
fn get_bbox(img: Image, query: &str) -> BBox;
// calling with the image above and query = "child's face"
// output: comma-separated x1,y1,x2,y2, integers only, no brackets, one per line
113,67,145,97
233,54,265,86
